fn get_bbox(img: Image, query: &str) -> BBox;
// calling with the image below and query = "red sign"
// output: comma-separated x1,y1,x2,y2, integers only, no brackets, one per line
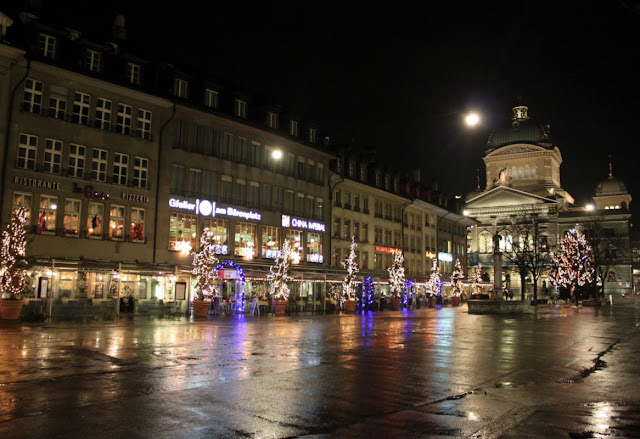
375,246,402,254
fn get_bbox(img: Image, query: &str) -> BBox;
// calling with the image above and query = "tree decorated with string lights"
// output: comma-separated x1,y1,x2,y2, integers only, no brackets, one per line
550,228,595,300
388,251,405,298
191,228,220,300
0,206,29,299
342,236,359,302
471,263,483,295
450,257,465,297
267,240,293,301
426,258,442,297
361,276,374,310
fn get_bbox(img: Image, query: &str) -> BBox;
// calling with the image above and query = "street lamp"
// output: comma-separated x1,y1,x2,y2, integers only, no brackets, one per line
465,112,480,127
271,149,283,160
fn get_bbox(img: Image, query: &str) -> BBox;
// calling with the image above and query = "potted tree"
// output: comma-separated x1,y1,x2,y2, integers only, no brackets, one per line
450,258,464,306
426,259,442,307
0,207,28,320
191,228,219,317
267,240,293,316
342,237,359,312
387,250,405,310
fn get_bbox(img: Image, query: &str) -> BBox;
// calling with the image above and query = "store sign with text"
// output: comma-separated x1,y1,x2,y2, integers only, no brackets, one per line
169,198,262,221
375,246,402,254
281,215,325,232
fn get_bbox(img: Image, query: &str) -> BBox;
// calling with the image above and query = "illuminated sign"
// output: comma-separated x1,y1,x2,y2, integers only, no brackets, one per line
438,252,453,262
306,254,324,263
169,198,261,221
262,249,281,259
281,215,325,232
425,251,436,259
375,246,402,254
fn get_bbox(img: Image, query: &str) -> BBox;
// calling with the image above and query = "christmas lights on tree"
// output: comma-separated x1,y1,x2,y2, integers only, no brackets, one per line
426,258,442,297
191,228,220,300
342,236,359,302
450,258,464,297
267,240,293,301
388,250,405,298
0,207,28,299
361,276,374,310
471,263,483,294
403,279,414,306
550,228,595,299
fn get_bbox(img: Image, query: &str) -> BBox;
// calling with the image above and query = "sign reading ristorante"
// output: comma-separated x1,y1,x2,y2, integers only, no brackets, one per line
169,198,262,221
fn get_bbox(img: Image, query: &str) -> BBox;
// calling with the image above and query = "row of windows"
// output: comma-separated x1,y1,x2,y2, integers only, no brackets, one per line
169,214,323,262
170,165,324,220
23,78,153,139
13,192,145,242
17,133,149,188
172,120,325,184
331,247,429,276
336,159,400,191
35,33,319,144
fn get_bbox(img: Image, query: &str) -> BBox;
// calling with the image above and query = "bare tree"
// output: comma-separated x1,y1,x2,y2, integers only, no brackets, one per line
579,215,630,298
503,213,555,303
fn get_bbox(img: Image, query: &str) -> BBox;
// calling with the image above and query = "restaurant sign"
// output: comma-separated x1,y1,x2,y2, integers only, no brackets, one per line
169,198,261,221
281,215,325,232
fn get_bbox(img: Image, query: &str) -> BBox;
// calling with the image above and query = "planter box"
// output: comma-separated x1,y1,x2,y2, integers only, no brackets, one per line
0,299,24,320
343,299,357,312
273,300,289,316
451,296,461,307
193,300,211,317
390,297,402,311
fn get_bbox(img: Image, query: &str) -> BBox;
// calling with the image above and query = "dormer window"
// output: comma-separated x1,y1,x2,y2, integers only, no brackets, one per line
234,99,247,118
348,161,356,178
127,62,141,85
385,174,391,190
308,128,317,144
360,164,367,182
85,49,101,72
375,171,382,187
39,33,56,58
205,88,218,109
267,111,278,129
289,120,299,137
174,78,189,99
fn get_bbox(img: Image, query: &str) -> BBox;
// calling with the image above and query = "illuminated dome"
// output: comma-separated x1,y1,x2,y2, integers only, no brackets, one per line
486,105,553,151
596,176,627,195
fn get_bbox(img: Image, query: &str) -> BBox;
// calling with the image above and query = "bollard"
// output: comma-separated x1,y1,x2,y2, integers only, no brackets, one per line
609,294,613,305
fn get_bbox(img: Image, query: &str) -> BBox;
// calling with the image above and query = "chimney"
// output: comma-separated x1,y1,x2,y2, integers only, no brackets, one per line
113,14,126,40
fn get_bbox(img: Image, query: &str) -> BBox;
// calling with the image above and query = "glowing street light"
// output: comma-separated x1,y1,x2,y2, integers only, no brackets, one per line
272,149,283,160
465,112,480,127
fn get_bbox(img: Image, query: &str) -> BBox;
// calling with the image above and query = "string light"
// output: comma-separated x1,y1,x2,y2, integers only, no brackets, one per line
450,258,464,297
0,206,28,298
388,250,405,298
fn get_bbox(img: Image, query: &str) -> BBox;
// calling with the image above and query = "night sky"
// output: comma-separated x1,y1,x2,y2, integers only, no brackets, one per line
11,1,640,211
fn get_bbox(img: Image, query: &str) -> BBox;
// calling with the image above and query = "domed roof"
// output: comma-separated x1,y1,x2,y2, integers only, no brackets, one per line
596,176,627,195
486,105,553,150
596,160,628,195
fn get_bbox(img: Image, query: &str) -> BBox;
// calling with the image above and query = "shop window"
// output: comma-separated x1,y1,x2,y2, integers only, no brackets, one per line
234,222,257,259
202,218,229,254
169,212,197,251
109,205,126,240
286,229,303,264
130,208,145,242
87,202,104,238
13,192,32,224
261,225,281,258
64,198,81,236
306,232,323,263
38,195,57,234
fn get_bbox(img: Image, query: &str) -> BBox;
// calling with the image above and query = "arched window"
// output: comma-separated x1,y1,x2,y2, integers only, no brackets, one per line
510,166,518,179
525,164,531,178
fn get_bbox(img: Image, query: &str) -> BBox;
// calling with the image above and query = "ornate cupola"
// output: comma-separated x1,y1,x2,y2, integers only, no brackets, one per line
592,156,632,211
